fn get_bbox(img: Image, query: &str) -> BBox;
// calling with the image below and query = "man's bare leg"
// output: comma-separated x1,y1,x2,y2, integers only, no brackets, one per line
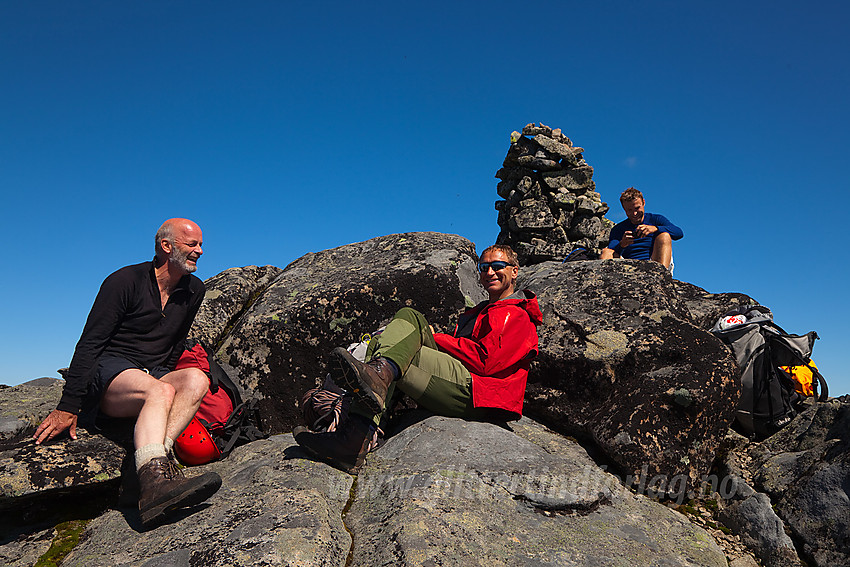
100,369,175,450
651,232,673,269
161,368,210,442
101,367,220,526
599,248,619,260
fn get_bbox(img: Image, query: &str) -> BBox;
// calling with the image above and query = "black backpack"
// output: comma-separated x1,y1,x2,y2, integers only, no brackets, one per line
711,305,828,439
563,247,597,262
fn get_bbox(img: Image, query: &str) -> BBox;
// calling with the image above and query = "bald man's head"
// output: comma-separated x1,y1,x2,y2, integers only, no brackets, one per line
154,218,203,273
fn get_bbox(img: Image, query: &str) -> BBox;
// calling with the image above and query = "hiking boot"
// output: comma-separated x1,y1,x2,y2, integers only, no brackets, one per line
118,455,140,507
293,415,376,473
137,456,222,526
330,347,396,414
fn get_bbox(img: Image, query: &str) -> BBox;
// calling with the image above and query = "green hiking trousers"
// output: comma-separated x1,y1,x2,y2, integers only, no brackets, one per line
354,307,477,422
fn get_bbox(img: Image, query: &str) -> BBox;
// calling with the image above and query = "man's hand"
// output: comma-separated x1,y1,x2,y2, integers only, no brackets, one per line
33,410,78,445
633,224,659,238
620,231,636,248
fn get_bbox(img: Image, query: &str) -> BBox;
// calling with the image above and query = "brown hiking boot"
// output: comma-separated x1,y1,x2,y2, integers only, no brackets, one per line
137,456,222,526
293,415,376,473
330,347,396,414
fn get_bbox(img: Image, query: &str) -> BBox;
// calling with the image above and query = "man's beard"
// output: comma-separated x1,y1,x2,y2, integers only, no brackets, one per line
169,246,197,273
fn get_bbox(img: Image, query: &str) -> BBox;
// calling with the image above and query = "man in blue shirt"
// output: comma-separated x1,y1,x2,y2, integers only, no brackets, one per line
600,187,683,270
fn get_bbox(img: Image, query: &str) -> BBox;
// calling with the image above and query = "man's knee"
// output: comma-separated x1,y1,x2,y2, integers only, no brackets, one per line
166,368,210,401
151,380,177,405
654,232,672,246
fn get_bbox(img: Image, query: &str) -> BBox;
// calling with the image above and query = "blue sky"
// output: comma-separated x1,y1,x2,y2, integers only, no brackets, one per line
2,1,848,397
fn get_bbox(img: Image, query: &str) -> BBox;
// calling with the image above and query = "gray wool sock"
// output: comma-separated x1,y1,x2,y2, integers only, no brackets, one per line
135,443,167,472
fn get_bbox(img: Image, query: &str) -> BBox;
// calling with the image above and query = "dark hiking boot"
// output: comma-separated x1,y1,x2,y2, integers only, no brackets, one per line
137,456,222,526
293,415,376,473
118,455,140,507
330,347,396,414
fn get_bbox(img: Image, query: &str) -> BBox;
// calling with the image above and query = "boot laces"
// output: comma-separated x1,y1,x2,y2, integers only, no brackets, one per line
162,456,184,480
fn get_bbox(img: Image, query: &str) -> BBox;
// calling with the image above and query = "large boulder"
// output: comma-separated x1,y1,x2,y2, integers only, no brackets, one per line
346,416,727,566
0,378,66,445
0,379,127,515
521,259,741,491
6,417,730,566
6,233,827,566
57,435,354,567
672,280,757,329
716,488,799,567
188,264,283,350
212,232,486,434
726,400,850,567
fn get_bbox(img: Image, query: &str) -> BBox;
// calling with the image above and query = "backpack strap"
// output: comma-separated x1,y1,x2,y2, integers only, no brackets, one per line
201,342,243,406
803,361,830,401
216,398,267,458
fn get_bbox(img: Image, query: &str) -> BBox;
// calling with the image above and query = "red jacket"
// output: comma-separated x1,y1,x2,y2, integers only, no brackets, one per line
434,290,542,416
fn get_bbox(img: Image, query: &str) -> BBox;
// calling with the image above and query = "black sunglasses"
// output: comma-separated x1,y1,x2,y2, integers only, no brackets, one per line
477,261,515,273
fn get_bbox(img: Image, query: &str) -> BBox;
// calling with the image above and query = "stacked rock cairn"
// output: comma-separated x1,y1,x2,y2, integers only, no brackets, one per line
495,123,613,265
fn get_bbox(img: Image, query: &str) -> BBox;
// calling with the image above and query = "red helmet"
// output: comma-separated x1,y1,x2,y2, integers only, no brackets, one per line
175,416,222,465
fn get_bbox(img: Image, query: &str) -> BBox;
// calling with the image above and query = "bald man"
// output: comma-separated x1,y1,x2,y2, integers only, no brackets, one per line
34,219,221,526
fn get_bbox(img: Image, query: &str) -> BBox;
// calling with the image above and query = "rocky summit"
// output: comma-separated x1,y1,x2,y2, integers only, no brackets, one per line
2,125,848,566
3,232,848,566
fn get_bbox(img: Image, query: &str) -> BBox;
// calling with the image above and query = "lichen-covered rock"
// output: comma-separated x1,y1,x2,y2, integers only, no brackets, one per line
7,417,731,567
717,491,799,567
216,232,486,435
0,378,66,446
0,522,55,567
542,166,594,192
345,416,727,566
520,259,740,491
0,379,127,518
59,434,353,567
737,400,850,567
507,200,556,231
0,429,125,506
188,264,283,350
673,280,758,329
3,232,838,566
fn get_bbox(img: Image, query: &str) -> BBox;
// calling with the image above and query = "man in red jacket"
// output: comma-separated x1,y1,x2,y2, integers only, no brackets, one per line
294,244,543,472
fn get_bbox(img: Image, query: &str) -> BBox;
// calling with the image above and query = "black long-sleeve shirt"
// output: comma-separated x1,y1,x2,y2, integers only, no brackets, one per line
58,260,205,414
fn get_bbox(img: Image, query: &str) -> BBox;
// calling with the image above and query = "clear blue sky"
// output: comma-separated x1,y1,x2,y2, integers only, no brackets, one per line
2,2,848,397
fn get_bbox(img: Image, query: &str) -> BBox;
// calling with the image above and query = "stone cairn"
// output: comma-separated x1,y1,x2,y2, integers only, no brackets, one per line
495,123,613,265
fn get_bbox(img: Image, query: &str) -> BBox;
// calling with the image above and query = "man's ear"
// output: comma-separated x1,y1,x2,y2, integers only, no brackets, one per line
160,239,173,255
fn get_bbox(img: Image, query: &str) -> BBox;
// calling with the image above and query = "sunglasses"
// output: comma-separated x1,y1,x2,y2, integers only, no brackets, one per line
477,261,515,273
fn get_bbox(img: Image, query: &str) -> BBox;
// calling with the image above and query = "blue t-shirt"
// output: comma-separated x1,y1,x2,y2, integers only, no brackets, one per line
607,212,683,260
